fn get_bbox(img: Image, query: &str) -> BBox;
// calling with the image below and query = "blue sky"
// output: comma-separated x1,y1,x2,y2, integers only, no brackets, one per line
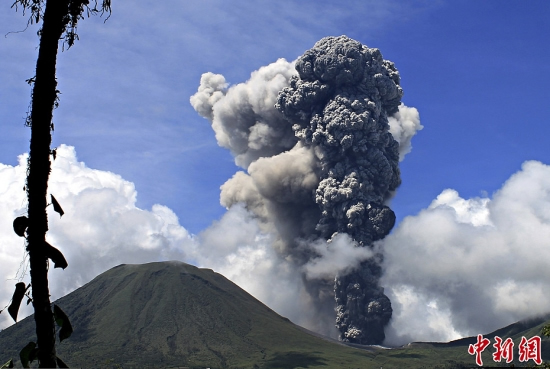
2,1,549,233
2,1,550,344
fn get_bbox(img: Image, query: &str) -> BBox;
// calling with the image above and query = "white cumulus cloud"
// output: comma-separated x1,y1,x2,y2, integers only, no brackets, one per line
0,145,348,338
8,145,549,348
0,145,195,329
381,160,550,345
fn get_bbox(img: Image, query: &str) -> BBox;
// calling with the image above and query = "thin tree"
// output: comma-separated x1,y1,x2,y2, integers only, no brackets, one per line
9,0,111,366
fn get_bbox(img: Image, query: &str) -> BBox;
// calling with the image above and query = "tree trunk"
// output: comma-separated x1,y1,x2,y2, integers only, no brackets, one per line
27,0,70,366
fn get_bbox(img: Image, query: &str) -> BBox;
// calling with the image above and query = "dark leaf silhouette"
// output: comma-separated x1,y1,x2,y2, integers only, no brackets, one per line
50,195,64,217
53,305,73,342
8,282,28,323
12,216,29,237
19,342,37,368
51,148,57,160
44,242,68,269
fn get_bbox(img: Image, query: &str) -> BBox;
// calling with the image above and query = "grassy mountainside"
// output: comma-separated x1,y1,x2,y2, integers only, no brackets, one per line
0,261,548,368
0,262,380,368
405,313,550,368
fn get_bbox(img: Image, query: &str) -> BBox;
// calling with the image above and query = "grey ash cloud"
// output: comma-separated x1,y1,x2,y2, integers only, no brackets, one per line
191,35,422,344
190,59,298,169
276,35,402,344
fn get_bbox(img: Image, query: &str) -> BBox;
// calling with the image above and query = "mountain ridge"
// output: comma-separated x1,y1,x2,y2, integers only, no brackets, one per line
1,261,549,368
0,261,381,368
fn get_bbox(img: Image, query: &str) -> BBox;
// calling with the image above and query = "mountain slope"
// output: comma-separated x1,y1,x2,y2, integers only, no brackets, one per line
406,313,550,367
1,261,549,368
0,261,381,368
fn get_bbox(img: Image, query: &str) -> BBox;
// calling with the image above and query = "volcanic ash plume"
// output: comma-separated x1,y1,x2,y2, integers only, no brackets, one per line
191,36,421,344
275,35,402,344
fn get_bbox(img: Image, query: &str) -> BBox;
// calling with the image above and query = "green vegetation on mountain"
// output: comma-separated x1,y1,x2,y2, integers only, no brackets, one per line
1,261,549,368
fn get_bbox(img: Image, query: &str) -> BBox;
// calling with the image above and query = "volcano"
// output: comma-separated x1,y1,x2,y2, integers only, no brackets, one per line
0,261,379,368
2,261,549,368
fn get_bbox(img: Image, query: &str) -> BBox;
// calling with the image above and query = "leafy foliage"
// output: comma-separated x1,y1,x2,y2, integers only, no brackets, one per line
19,342,38,368
50,195,64,217
7,283,29,323
12,216,29,237
11,0,112,48
53,305,73,342
526,325,550,368
44,242,68,269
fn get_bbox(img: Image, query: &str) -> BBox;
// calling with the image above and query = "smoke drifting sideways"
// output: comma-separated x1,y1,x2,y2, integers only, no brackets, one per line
191,36,422,344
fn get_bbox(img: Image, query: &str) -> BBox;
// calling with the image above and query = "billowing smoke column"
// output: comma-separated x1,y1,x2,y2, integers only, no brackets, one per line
191,35,420,345
275,36,401,344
